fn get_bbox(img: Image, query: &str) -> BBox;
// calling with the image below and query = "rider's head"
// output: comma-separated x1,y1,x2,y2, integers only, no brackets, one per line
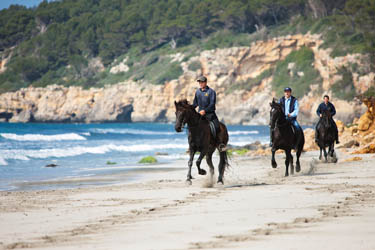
284,87,292,99
323,95,329,104
197,76,207,89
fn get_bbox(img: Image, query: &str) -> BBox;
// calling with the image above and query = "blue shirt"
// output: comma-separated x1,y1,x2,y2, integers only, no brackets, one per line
192,86,216,113
284,97,299,118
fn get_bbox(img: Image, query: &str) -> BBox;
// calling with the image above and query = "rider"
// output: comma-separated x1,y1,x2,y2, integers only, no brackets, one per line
192,75,220,138
315,95,339,144
270,87,302,147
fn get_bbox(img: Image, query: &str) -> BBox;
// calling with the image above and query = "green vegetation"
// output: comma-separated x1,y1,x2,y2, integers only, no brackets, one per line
188,60,201,72
106,161,117,165
227,148,249,157
0,0,374,93
138,156,158,164
271,46,321,97
331,66,356,101
228,68,273,94
363,87,375,98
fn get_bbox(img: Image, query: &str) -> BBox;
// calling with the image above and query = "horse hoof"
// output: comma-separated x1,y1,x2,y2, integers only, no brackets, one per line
296,166,301,172
199,169,207,175
272,163,277,168
217,180,224,185
285,174,289,177
185,180,192,185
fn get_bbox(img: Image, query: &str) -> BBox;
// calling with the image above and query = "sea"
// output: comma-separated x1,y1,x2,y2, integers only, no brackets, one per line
0,123,269,191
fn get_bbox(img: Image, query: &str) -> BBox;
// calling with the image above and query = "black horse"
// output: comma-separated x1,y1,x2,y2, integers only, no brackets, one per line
174,99,229,185
270,100,305,176
316,109,336,162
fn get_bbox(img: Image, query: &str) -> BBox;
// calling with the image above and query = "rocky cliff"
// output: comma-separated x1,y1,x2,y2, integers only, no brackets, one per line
0,33,374,124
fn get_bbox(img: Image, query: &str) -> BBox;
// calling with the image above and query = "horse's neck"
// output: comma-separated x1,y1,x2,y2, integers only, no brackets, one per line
276,112,288,126
186,111,201,128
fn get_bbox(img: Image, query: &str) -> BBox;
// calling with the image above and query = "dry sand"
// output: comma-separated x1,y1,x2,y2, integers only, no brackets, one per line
1,150,375,250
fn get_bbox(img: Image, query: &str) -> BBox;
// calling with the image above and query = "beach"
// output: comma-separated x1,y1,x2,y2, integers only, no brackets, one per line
1,149,375,250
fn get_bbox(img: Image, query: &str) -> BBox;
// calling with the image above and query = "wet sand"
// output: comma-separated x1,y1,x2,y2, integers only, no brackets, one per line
1,150,375,250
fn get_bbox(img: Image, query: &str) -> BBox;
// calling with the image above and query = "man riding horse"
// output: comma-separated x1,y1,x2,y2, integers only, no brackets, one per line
270,87,303,147
193,76,221,139
315,95,339,144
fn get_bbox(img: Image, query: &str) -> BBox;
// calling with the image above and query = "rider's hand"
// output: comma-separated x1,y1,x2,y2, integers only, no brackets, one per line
287,113,291,117
320,114,322,117
199,110,206,116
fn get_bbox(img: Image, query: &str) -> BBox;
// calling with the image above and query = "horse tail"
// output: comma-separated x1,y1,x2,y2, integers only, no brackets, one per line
219,149,230,173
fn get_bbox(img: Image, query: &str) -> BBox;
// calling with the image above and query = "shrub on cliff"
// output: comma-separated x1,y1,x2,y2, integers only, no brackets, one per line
271,46,321,98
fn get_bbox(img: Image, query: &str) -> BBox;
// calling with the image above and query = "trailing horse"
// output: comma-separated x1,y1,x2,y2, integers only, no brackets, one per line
316,109,337,162
270,100,305,176
174,99,229,185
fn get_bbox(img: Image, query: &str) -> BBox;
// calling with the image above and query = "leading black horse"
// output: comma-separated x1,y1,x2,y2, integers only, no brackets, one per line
270,100,305,176
174,99,229,185
316,109,337,162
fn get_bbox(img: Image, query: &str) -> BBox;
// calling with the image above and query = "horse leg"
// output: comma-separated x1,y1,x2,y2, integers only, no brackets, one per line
196,152,206,175
186,149,195,185
271,148,277,168
284,150,290,177
290,152,294,175
206,149,215,184
323,146,328,163
319,147,322,160
296,147,302,173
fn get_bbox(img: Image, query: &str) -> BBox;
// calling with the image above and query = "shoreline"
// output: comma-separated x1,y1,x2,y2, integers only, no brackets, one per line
1,150,375,249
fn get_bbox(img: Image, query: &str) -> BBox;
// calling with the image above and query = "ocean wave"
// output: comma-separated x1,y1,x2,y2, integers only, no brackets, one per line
228,130,259,135
90,128,175,135
0,133,87,141
0,157,7,166
0,143,188,162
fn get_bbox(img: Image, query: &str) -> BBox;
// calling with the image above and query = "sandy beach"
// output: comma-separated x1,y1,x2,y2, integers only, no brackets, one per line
1,150,375,250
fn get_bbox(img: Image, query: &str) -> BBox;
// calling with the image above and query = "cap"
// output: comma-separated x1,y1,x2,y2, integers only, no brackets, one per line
196,76,207,82
284,87,292,92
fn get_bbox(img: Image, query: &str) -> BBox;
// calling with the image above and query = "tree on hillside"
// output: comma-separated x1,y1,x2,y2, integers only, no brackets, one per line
345,0,375,70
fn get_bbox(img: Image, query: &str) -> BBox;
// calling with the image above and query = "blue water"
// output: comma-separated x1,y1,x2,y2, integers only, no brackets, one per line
0,123,269,190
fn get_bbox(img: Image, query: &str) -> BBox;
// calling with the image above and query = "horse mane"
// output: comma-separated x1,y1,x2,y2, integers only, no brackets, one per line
270,99,283,110
175,99,195,111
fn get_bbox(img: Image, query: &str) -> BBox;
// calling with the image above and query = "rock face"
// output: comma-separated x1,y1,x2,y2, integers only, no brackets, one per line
0,33,374,124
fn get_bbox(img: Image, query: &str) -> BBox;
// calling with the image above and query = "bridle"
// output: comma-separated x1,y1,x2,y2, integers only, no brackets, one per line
271,105,289,129
176,108,201,130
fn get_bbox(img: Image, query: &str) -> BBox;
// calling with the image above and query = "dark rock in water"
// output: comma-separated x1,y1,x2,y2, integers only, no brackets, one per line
228,141,265,151
45,164,58,168
155,152,169,156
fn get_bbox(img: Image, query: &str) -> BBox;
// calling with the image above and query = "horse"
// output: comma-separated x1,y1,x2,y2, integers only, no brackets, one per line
174,99,229,185
316,109,337,162
269,100,305,176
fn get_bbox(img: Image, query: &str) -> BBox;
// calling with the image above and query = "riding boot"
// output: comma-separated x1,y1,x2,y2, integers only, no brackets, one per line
315,128,319,143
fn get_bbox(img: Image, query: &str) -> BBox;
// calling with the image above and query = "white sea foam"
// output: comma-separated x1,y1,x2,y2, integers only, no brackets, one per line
90,128,175,135
228,130,259,135
0,143,188,162
0,133,87,141
0,157,7,166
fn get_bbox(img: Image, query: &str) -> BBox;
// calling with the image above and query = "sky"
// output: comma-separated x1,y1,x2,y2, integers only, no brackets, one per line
0,0,47,10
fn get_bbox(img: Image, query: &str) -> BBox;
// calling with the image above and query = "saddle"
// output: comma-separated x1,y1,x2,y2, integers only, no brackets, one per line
208,121,219,140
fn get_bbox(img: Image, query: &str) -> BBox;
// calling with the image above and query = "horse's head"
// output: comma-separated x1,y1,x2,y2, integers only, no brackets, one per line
174,99,195,132
269,99,283,129
321,109,332,128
